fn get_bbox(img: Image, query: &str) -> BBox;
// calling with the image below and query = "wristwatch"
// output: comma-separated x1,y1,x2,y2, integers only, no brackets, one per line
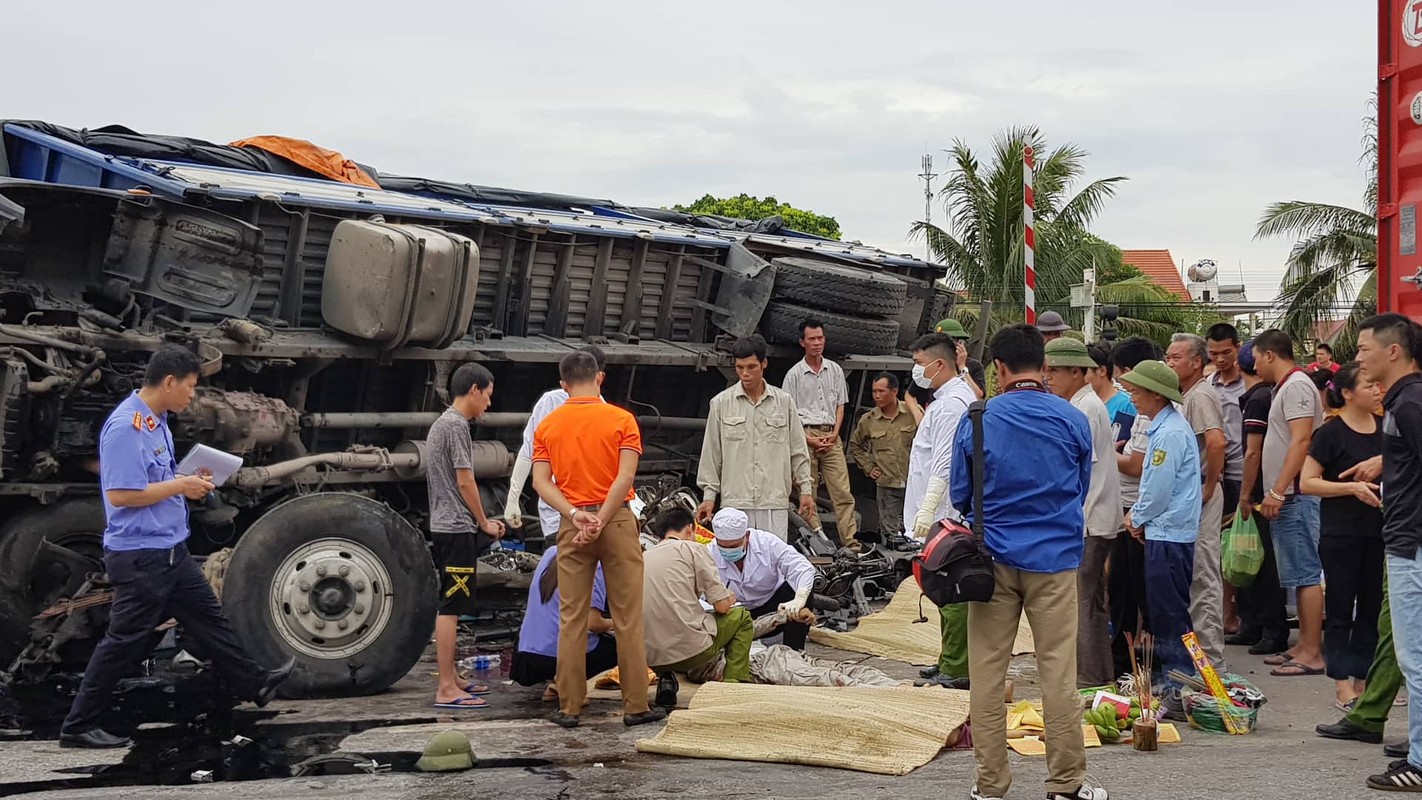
1267,489,1286,502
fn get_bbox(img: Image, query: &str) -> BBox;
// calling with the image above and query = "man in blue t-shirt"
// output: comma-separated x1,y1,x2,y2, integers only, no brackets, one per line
950,324,1099,800
59,346,293,749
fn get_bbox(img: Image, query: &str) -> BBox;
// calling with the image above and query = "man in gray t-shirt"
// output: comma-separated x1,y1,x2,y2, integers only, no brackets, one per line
1254,330,1326,676
424,363,505,710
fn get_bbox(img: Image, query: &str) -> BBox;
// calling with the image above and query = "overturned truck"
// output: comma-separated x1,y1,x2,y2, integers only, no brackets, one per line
0,121,948,698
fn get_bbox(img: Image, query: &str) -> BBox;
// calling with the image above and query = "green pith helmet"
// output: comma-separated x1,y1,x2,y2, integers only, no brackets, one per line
934,318,969,339
1044,337,1098,368
1118,360,1184,404
415,729,475,773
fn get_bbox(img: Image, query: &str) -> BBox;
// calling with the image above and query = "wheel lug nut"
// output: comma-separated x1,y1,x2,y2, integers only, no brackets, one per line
354,582,366,593
299,581,311,592
314,620,326,630
298,605,310,615
338,566,350,577
337,620,349,630
316,566,328,577
353,604,365,615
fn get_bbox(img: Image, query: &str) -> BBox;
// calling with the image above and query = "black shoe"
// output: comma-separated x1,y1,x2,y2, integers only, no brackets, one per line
1248,639,1289,656
550,711,580,728
928,673,970,690
254,657,297,708
1316,718,1384,744
624,708,667,727
1224,630,1261,646
1388,742,1412,759
919,665,941,680
1367,759,1422,791
655,673,680,708
59,729,132,749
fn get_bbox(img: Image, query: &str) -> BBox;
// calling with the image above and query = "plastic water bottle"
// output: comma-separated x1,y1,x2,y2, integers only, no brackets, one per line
459,654,501,672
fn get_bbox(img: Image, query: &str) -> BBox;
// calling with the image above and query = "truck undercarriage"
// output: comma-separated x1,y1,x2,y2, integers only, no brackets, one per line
0,121,948,698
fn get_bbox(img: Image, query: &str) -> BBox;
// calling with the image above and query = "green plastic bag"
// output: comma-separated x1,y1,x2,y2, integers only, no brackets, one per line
1222,513,1264,587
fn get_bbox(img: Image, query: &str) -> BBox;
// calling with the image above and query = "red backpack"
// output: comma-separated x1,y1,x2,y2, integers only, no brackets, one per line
911,400,995,605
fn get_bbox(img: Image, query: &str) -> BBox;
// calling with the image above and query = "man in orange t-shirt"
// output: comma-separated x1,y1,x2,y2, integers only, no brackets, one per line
532,350,663,728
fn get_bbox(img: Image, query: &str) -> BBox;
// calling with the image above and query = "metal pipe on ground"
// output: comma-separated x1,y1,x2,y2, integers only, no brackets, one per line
302,411,707,432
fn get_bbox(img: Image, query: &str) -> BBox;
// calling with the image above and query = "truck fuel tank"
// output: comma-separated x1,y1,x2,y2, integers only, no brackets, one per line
321,220,479,349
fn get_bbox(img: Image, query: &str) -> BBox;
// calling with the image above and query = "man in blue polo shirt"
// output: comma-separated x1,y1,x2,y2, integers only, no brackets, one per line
1119,359,1202,718
950,324,1099,800
59,346,293,749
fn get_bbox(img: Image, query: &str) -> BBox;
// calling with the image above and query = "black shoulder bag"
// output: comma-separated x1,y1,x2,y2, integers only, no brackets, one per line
911,399,996,605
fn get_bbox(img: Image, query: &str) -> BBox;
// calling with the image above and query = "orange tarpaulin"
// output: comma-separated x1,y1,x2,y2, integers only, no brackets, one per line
229,136,380,188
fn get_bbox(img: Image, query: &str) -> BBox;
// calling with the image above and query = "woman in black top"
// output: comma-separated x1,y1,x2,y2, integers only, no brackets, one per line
1301,363,1384,711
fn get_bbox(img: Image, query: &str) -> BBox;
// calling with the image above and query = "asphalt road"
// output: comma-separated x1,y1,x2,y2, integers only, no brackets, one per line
0,640,1408,800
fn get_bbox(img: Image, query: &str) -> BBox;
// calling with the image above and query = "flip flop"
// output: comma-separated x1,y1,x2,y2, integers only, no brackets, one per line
1270,661,1325,677
1263,653,1294,666
433,695,489,710
463,682,491,696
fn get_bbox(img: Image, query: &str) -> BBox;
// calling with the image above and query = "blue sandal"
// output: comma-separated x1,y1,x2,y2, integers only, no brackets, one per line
433,696,489,710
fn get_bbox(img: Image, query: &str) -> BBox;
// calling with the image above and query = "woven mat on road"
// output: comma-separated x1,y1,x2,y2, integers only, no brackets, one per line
808,578,1034,665
635,682,969,775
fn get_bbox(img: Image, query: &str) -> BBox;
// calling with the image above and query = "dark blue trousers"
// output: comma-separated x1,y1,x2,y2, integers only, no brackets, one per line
61,544,267,735
1145,539,1196,687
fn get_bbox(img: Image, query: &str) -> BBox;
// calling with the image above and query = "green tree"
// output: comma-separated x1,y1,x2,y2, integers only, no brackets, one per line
914,127,1212,346
912,127,1125,315
673,194,841,240
1254,101,1377,358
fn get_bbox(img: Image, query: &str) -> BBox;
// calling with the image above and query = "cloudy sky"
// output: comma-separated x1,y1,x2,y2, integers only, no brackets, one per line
7,1,1374,302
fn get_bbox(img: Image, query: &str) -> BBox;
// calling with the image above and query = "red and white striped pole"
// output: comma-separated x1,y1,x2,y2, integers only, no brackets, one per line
1023,144,1036,325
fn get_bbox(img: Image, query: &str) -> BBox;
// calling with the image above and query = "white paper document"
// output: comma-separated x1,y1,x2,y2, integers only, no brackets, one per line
176,444,244,487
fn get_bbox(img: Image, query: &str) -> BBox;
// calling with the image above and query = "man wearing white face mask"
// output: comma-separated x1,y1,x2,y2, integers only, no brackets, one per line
707,507,817,650
905,332,977,688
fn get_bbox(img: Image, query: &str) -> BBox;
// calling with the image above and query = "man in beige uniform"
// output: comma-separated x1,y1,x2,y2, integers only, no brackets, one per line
697,335,815,540
644,507,754,708
849,372,917,539
782,319,858,547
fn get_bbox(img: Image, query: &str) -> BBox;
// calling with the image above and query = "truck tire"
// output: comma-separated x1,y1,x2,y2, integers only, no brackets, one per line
761,300,901,355
771,257,908,317
0,498,106,664
222,493,438,698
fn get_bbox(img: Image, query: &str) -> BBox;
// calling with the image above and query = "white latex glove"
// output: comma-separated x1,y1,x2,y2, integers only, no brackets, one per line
778,586,811,616
504,456,533,529
912,476,948,539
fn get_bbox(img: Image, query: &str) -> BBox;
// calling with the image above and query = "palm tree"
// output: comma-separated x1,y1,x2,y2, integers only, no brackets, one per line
912,127,1127,322
1254,102,1377,356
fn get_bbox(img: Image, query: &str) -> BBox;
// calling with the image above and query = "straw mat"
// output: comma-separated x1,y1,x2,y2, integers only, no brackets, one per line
808,579,1035,665
635,682,969,775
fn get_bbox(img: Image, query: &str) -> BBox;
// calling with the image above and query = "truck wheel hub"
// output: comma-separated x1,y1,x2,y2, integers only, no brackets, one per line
269,539,393,659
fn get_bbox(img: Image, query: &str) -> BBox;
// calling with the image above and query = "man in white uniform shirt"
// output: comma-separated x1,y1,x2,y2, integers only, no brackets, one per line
782,319,859,548
504,345,606,537
904,332,977,688
708,508,817,650
1044,337,1123,687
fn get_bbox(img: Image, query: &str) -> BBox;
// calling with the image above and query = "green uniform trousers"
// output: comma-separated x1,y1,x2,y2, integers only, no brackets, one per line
655,606,755,683
937,602,970,678
1347,578,1403,734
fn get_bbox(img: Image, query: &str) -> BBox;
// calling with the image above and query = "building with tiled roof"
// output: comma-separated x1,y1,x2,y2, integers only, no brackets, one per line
1121,249,1190,299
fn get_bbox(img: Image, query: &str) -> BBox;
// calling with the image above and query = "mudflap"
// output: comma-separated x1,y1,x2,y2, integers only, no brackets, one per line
709,241,775,339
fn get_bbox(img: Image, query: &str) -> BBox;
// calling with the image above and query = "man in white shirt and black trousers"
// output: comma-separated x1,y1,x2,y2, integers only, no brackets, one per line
707,507,817,650
504,345,607,539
